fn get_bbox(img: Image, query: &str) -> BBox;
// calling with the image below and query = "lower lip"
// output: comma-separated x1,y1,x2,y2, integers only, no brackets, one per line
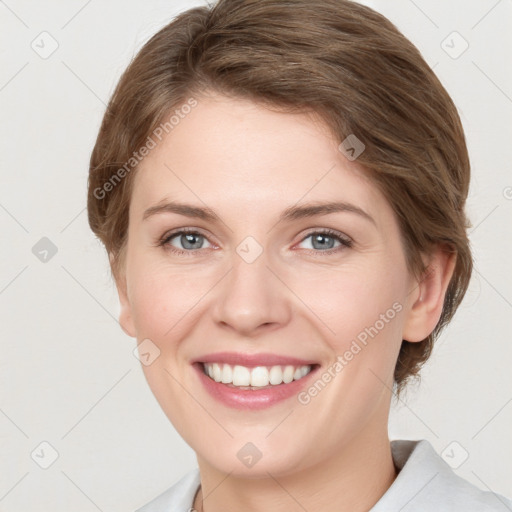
193,363,319,410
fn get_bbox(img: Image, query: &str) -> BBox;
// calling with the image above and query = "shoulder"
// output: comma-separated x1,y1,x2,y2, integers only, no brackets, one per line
134,468,200,512
371,439,512,511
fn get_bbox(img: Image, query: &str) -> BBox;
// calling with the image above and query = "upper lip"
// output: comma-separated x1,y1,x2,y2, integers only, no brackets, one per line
192,352,318,368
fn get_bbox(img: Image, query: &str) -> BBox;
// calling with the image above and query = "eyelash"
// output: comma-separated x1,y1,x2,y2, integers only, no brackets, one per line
157,228,353,256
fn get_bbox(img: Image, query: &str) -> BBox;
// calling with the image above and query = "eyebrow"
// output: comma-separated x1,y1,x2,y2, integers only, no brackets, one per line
142,200,376,226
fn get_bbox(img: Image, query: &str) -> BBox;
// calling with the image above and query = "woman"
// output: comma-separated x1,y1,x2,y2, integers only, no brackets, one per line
87,0,511,510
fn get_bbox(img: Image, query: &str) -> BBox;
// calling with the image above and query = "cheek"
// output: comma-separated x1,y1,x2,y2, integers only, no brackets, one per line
127,262,214,342
126,263,214,434
289,261,407,350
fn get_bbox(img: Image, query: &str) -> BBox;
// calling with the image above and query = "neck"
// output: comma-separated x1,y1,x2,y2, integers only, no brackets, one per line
193,421,397,512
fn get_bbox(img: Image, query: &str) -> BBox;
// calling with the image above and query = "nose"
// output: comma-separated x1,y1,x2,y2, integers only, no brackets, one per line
211,250,292,336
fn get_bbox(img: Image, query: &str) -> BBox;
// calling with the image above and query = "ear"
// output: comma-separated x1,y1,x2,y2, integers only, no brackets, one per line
110,252,136,338
402,246,457,343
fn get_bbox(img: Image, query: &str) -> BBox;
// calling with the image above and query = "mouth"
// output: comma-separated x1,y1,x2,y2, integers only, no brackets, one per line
191,354,321,410
201,362,315,390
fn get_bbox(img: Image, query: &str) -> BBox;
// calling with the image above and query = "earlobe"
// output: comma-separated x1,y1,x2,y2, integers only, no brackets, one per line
402,247,457,343
109,253,136,338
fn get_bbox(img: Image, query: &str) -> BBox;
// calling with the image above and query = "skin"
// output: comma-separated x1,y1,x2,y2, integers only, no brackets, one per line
114,91,455,512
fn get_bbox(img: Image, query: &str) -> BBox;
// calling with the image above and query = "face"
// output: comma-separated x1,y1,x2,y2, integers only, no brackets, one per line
116,92,421,477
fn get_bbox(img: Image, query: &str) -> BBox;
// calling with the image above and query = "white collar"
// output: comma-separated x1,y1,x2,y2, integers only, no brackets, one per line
135,439,511,511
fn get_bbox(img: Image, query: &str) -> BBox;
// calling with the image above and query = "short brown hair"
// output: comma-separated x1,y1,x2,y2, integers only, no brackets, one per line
87,0,472,395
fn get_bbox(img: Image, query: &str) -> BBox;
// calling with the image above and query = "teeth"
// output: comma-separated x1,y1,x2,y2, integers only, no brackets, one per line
283,365,294,383
212,363,222,382
250,366,269,387
269,365,283,385
220,364,232,384
202,362,313,388
232,365,251,386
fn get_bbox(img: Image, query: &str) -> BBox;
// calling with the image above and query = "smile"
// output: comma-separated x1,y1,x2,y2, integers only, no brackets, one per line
192,352,320,409
202,362,313,389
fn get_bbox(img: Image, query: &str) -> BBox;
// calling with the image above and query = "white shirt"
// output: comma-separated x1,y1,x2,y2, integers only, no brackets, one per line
135,439,512,511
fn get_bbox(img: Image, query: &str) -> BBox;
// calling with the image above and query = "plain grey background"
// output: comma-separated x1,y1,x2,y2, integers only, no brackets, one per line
0,0,511,510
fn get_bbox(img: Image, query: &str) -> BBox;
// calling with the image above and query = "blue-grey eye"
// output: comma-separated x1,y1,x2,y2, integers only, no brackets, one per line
298,231,347,251
168,232,212,250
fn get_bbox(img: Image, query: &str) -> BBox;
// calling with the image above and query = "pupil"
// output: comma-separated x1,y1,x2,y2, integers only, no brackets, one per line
313,234,334,250
182,233,202,249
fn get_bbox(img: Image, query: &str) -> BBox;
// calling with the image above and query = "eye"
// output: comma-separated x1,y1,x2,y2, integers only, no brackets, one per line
157,228,352,255
159,229,214,254
297,229,352,252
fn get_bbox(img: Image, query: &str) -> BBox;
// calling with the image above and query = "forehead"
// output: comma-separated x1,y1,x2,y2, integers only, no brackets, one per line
131,93,389,223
